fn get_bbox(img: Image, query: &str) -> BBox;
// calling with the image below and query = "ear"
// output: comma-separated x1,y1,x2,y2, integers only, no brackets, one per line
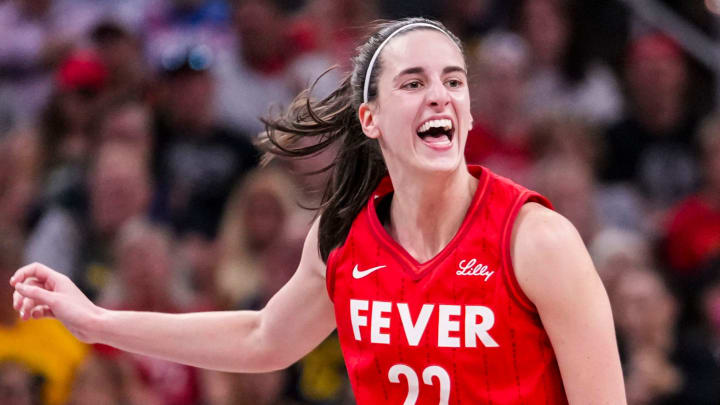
358,102,381,139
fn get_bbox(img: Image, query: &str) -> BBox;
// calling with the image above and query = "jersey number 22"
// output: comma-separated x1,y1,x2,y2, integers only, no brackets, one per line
388,364,450,405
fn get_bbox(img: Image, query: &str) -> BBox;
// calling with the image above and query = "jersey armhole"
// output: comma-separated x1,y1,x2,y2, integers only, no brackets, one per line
325,247,340,303
501,192,553,314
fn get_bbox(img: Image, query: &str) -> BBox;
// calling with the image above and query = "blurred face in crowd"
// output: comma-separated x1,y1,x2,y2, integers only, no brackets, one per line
533,157,595,241
116,227,172,297
95,37,143,84
165,72,214,132
99,103,152,153
262,237,303,299
472,34,529,119
90,145,150,235
362,29,472,176
612,269,677,349
233,0,285,66
0,363,33,405
626,36,687,116
520,0,568,67
68,356,123,405
244,189,286,252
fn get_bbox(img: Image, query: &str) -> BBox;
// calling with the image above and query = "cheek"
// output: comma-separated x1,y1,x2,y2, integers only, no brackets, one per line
453,93,472,123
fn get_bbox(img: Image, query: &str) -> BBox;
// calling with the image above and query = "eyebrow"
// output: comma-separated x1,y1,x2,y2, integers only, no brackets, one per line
393,65,468,81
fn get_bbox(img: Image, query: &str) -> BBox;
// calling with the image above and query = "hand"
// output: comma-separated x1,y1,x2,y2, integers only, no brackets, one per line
9,262,104,343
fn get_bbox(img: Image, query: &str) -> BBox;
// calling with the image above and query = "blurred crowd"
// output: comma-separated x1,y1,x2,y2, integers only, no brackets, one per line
0,0,719,404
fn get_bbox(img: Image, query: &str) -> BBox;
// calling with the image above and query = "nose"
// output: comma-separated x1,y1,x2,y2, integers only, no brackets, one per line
426,78,450,109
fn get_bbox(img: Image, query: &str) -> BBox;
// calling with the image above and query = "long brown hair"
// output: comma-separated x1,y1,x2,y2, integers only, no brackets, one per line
260,17,464,262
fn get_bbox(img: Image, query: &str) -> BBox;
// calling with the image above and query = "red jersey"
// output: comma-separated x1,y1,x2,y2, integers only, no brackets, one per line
326,166,568,405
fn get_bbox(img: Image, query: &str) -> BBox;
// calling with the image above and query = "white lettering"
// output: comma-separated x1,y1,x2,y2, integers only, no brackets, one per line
456,259,494,281
350,299,368,340
465,306,499,347
348,299,498,348
438,305,461,347
397,303,434,346
371,301,392,344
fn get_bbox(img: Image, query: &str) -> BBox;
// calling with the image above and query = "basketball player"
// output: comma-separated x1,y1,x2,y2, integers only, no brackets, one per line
10,18,626,404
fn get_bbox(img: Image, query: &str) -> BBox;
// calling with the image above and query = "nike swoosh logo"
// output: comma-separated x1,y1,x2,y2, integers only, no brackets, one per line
352,265,387,279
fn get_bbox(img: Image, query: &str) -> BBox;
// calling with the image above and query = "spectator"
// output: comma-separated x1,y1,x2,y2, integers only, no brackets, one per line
99,219,182,312
30,49,110,206
589,227,652,296
0,229,87,405
213,0,339,135
89,21,149,100
93,95,154,160
531,156,599,242
439,0,511,44
200,368,296,405
67,349,161,405
175,233,222,311
215,165,307,309
142,0,233,70
611,268,683,405
152,44,258,239
663,113,720,277
25,142,152,296
514,0,623,127
0,0,74,131
0,126,41,235
528,116,651,233
464,31,533,182
295,0,379,71
672,263,720,404
0,361,38,405
601,33,701,212
99,219,200,405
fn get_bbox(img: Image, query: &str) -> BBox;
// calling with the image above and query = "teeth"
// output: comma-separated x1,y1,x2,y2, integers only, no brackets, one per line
418,119,452,133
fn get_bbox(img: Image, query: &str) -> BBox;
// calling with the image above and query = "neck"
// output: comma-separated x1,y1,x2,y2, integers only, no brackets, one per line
387,166,478,263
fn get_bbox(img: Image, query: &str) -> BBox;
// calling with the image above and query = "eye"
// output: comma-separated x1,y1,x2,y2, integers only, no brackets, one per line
446,79,463,88
401,80,423,90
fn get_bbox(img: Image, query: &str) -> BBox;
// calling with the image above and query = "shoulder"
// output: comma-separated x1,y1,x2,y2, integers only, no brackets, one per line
510,202,598,306
299,217,327,279
512,202,578,250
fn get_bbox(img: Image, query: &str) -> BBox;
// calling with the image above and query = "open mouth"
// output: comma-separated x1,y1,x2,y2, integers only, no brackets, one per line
416,118,454,148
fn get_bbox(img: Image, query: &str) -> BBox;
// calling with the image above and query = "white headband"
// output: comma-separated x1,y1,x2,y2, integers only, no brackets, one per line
362,23,457,103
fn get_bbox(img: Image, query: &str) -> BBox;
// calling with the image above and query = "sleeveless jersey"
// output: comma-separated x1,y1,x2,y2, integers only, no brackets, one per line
326,166,568,405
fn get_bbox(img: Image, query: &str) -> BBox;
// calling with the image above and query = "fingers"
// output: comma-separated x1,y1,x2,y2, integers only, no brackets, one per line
9,263,56,287
15,282,54,309
13,290,22,311
30,305,53,319
20,296,35,321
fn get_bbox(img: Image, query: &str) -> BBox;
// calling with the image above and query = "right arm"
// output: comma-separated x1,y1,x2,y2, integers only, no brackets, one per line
10,219,336,373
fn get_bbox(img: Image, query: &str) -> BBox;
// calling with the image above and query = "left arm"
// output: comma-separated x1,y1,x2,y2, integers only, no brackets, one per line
511,203,626,405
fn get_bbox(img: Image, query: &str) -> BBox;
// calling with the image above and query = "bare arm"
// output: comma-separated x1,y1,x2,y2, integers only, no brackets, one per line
512,203,626,405
10,219,336,373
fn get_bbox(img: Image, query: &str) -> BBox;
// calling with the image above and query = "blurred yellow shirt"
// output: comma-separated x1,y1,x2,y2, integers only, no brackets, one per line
0,318,87,405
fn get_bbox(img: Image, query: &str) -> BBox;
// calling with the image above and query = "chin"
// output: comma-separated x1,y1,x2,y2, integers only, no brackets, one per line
415,154,464,174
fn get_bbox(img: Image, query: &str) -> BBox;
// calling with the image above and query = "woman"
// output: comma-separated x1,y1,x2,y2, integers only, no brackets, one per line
10,18,625,404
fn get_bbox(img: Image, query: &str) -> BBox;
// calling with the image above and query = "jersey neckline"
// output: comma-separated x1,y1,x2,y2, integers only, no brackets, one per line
365,165,491,280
